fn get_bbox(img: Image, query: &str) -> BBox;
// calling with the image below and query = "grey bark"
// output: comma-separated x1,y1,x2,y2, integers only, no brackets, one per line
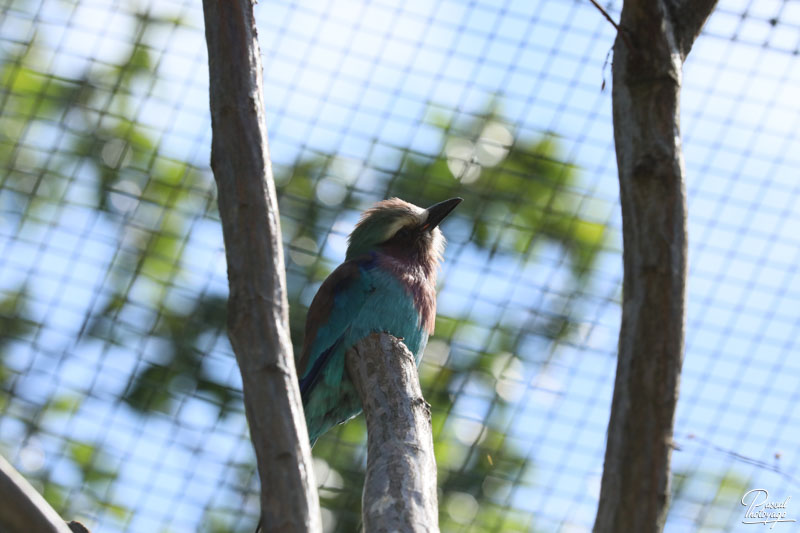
201,2,321,531
0,454,74,533
346,333,439,533
593,2,717,533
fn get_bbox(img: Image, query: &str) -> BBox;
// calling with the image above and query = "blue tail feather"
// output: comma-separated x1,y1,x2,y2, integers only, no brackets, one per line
299,334,345,402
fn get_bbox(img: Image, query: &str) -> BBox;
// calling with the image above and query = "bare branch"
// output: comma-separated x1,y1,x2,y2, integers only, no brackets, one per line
674,0,719,57
588,0,620,32
346,333,439,532
594,1,716,532
201,1,321,531
0,454,74,533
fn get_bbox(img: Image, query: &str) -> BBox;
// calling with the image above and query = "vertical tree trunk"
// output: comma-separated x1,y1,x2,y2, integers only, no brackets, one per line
594,2,717,532
346,333,439,532
202,1,321,531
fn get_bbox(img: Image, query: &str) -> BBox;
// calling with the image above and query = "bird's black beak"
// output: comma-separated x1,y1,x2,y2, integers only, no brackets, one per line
422,197,462,232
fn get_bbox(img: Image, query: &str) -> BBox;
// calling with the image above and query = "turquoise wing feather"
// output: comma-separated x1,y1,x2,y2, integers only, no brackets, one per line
297,254,376,444
297,255,375,386
298,253,430,445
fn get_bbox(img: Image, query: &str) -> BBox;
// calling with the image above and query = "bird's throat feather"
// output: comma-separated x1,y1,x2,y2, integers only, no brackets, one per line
375,254,437,334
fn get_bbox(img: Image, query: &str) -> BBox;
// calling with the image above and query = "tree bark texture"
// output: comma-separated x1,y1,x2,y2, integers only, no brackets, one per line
0,454,74,533
345,333,439,533
593,2,717,533
202,2,321,531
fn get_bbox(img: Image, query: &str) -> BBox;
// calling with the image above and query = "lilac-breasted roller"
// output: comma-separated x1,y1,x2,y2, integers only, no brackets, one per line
297,197,462,445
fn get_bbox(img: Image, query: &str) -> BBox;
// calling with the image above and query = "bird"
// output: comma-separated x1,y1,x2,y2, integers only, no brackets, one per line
296,197,462,446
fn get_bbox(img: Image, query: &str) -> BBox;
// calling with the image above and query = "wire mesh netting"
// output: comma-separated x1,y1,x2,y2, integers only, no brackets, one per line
1,0,799,531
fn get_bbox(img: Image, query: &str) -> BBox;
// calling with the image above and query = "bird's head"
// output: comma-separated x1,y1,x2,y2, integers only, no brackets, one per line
346,197,462,268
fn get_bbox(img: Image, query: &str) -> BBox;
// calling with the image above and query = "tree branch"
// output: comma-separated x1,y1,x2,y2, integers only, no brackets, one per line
345,333,439,532
593,1,716,532
674,0,719,57
587,0,621,32
201,1,321,531
0,454,74,533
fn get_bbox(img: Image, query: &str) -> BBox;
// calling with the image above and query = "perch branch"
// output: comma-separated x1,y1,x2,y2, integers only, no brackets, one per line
346,333,439,532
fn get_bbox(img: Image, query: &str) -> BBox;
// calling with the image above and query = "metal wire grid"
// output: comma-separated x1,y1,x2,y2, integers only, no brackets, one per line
0,0,799,531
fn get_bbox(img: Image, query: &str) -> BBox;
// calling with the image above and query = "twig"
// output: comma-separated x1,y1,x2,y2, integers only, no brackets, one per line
588,0,620,32
587,0,634,51
682,434,800,489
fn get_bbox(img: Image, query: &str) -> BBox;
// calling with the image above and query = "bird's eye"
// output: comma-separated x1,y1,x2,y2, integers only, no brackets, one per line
394,226,411,240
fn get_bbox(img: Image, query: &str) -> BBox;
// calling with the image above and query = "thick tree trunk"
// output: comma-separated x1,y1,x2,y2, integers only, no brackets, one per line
593,1,717,532
346,333,439,532
201,1,321,531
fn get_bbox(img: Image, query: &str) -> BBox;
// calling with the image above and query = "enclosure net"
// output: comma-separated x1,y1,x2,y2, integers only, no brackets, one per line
1,0,798,531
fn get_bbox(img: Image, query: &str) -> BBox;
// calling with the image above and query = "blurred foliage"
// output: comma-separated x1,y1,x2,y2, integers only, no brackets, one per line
0,288,34,355
397,109,605,277
0,3,611,533
0,7,187,528
116,294,233,415
669,469,750,530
